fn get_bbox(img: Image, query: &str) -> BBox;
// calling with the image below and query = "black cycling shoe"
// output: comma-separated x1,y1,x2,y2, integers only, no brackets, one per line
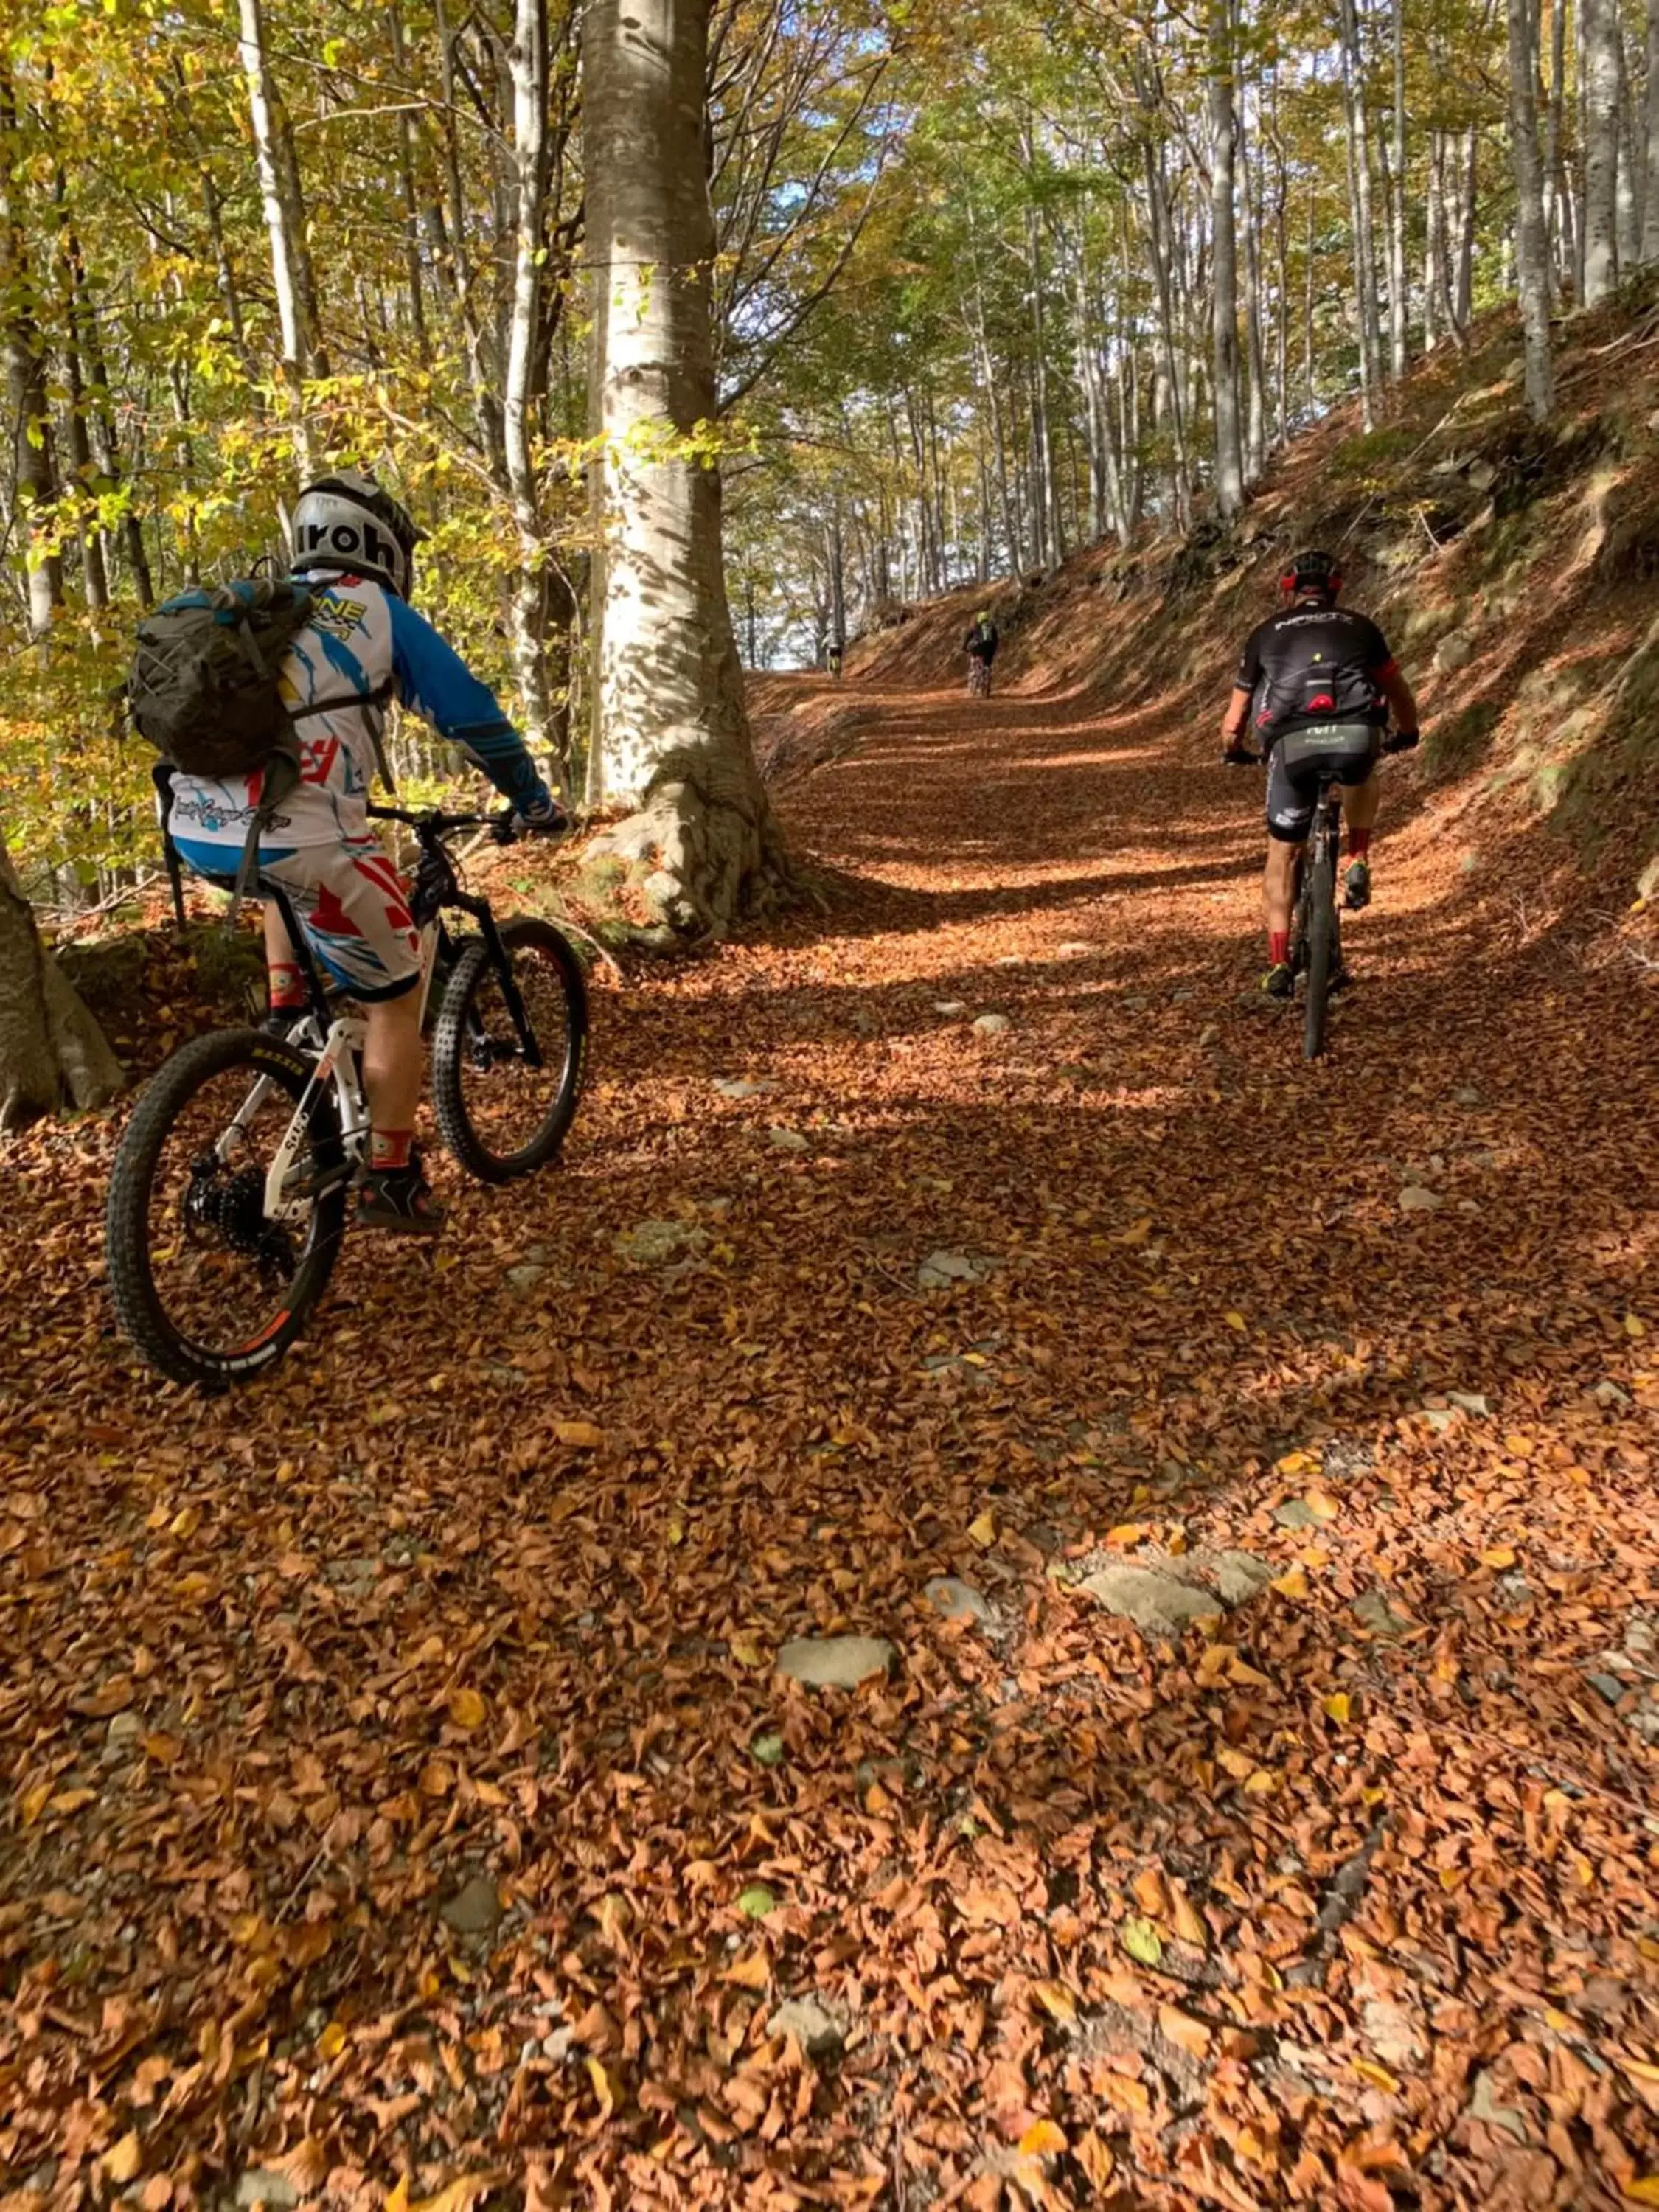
357,1149,447,1237
1343,860,1372,911
1262,962,1295,1000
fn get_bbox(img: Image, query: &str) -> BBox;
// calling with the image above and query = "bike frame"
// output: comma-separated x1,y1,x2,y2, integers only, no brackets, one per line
1291,772,1346,977
198,810,540,1224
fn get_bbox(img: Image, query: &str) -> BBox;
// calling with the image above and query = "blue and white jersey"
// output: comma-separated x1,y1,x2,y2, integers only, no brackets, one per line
166,570,551,855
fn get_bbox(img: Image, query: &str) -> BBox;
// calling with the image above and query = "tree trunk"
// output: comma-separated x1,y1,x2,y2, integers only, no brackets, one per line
0,827,124,1129
1453,127,1478,327
1510,0,1557,415
1209,0,1245,517
1618,23,1641,269
238,0,313,467
1388,0,1409,376
1339,0,1382,423
503,0,555,760
1644,0,1659,262
584,0,785,939
388,0,431,366
1238,62,1268,479
1,73,62,643
1585,0,1620,303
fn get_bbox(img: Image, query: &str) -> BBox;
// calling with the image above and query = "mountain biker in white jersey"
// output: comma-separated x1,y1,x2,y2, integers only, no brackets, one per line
165,471,566,1234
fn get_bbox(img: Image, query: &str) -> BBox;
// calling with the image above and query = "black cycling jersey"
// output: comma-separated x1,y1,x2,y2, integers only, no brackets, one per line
1235,602,1397,746
965,622,998,661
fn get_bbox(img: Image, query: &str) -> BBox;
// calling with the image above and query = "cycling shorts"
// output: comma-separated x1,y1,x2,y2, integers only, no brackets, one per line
1265,724,1379,844
172,834,422,1001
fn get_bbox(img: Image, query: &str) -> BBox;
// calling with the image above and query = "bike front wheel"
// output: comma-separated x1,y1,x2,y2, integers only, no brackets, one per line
431,917,588,1183
106,1029,347,1388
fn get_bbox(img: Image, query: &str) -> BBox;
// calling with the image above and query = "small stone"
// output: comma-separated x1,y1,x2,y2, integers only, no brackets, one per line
1453,1086,1482,1106
439,1874,502,1937
1080,1565,1218,1635
504,1263,547,1295
1199,1023,1220,1046
542,2025,576,2062
1352,1590,1409,1638
973,1013,1011,1035
104,1711,144,1753
1423,1408,1457,1433
236,2174,301,2212
1399,1185,1441,1214
768,1127,810,1153
932,1000,968,1017
1434,631,1475,674
1447,1391,1489,1416
917,1251,989,1290
995,955,1025,967
614,1218,707,1267
1467,2067,1531,2144
1189,1548,1274,1605
776,1636,894,1690
1363,1997,1427,2071
923,1576,994,1627
1056,940,1098,954
714,1076,779,1099
1593,1380,1632,1407
1273,1498,1319,1529
1587,1672,1628,1708
768,1994,846,2062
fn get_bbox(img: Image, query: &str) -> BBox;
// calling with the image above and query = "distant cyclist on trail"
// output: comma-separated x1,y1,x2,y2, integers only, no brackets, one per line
164,470,566,1234
964,609,999,696
1221,549,1419,999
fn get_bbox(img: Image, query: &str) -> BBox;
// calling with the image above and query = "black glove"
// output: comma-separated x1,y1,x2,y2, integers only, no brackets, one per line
492,798,570,845
1382,728,1420,756
1222,742,1259,768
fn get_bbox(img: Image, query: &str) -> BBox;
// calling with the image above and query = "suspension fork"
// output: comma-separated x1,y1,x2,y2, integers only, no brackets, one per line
451,891,544,1068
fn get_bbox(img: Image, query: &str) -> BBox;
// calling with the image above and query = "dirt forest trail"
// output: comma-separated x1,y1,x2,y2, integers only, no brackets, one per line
5,669,1659,2209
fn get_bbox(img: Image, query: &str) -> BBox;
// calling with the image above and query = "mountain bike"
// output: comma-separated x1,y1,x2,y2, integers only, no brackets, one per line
1228,728,1381,1062
967,657,992,699
106,804,587,1388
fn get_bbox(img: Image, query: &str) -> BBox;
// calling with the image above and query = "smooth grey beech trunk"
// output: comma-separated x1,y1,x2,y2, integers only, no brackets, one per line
1208,0,1244,518
0,829,124,1130
1583,0,1621,303
583,0,786,939
1510,0,1557,417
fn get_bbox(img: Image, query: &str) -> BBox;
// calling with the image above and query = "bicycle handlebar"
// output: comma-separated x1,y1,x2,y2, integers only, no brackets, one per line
366,803,494,834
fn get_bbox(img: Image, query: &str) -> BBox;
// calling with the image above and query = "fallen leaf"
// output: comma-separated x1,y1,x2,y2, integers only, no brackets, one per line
1479,1545,1517,1570
967,1510,997,1548
1224,1310,1248,1332
1018,2118,1068,2157
585,2054,617,2119
1121,1916,1163,1966
554,1421,605,1450
446,1686,487,1731
105,2132,143,2184
737,1883,776,1919
1324,1691,1353,1724
1032,1979,1077,2025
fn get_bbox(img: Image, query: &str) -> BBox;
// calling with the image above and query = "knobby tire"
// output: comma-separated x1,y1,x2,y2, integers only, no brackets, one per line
1302,835,1337,1062
106,1028,346,1389
431,916,588,1183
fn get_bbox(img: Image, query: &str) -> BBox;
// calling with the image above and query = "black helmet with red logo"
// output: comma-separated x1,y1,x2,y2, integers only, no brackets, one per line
1281,548,1342,600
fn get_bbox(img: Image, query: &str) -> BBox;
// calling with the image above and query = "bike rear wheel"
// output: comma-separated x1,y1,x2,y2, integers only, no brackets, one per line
1301,833,1338,1061
431,917,587,1183
106,1029,346,1388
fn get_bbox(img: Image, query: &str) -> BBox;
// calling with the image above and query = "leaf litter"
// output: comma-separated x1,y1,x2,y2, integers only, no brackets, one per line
2,668,1658,2207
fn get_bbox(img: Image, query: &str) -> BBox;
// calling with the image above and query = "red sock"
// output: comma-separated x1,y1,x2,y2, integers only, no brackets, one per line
268,961,307,1011
1268,930,1290,967
1348,828,1372,860
370,1128,414,1171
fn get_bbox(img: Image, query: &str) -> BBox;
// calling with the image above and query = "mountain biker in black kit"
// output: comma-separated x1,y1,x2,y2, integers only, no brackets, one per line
1220,550,1420,998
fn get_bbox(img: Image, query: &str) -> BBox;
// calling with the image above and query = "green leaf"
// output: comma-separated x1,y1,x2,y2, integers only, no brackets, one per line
750,1732,785,1767
1121,1917,1163,1966
737,1883,777,1919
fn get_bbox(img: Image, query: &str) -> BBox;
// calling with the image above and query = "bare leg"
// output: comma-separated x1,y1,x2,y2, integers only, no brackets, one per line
1264,838,1301,943
361,988,424,1144
263,902,307,1013
1342,765,1380,836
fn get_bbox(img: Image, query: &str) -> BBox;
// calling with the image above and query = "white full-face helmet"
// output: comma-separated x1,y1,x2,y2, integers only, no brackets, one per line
290,470,423,599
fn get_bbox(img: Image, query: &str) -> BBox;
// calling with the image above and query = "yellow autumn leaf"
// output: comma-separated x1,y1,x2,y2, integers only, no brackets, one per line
1480,1546,1517,1570
725,1950,771,1990
1032,1978,1077,2025
1228,1656,1273,1689
20,1779,52,1827
1622,2181,1659,2205
1217,1746,1256,1781
317,2020,349,2060
1274,1450,1316,1476
446,1686,487,1732
1168,1879,1208,1949
1503,1434,1534,1458
1074,2129,1115,2188
554,1420,605,1450
1626,1315,1647,1339
1324,1691,1352,1724
1106,1522,1149,1547
730,1635,766,1668
1018,2118,1068,2158
1352,2059,1400,2093
168,1503,201,1540
586,2054,618,2118
967,1510,997,1548
386,2180,411,2212
1623,2059,1659,2087
1271,1566,1309,1599
1306,1489,1340,1521
105,2132,143,2184
1224,1310,1247,1332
